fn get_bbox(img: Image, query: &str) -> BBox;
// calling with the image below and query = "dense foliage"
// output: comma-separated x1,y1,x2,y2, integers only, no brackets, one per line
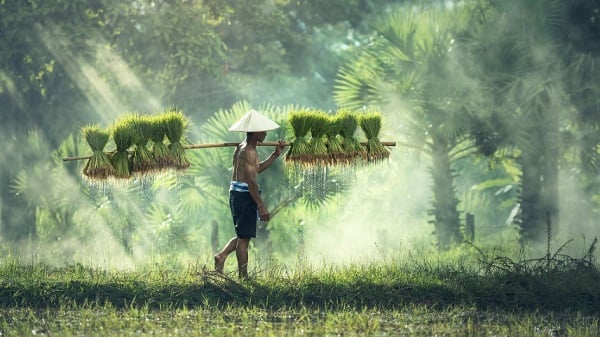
0,0,599,265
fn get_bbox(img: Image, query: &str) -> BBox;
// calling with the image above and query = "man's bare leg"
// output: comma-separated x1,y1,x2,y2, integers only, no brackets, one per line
214,237,237,274
236,238,250,279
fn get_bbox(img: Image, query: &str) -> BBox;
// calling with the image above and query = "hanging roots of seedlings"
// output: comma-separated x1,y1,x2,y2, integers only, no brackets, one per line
285,109,313,166
81,125,115,179
325,115,345,166
307,110,330,167
129,114,157,174
164,107,190,170
336,109,366,164
109,116,136,179
359,111,389,163
150,113,170,171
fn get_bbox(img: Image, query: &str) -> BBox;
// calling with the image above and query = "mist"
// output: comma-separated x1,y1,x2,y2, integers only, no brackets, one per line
302,151,434,265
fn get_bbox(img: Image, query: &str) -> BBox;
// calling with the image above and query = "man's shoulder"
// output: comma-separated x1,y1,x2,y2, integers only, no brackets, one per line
236,146,258,162
239,145,257,155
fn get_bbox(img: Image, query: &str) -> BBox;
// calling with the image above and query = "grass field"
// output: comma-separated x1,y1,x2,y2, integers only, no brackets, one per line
0,248,598,336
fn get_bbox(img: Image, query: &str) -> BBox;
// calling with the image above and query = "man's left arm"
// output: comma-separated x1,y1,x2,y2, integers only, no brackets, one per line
258,140,284,173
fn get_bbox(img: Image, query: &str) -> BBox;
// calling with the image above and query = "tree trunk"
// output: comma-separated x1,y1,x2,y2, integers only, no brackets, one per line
519,150,544,242
429,136,462,250
519,106,560,243
541,108,560,238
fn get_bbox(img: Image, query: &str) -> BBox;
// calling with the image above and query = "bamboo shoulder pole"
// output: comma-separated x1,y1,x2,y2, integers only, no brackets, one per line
62,141,397,162
184,141,291,149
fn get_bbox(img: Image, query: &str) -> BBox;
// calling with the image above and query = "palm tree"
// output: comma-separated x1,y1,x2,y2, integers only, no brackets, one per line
465,0,572,242
334,5,481,249
552,0,600,236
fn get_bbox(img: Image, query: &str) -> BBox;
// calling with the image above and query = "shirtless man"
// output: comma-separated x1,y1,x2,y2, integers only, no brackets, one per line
214,110,284,279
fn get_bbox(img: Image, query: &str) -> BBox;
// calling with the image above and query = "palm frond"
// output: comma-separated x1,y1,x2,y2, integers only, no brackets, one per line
334,56,384,109
201,102,253,143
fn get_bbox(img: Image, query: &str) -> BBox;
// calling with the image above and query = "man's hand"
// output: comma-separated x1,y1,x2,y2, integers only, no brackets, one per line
274,140,285,157
258,205,270,221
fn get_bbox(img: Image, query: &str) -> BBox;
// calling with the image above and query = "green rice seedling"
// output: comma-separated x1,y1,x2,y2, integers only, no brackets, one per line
285,109,313,166
109,116,136,179
164,107,190,170
81,125,115,180
336,109,366,164
359,111,389,163
307,110,330,167
129,114,157,174
324,115,345,166
149,113,170,171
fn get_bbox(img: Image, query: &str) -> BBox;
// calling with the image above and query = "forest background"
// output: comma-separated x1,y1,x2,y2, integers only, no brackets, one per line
0,0,599,270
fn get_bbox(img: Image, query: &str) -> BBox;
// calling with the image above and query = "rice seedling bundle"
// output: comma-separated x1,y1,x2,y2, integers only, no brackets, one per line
336,109,366,163
149,113,170,171
306,110,330,166
324,115,345,166
81,125,115,179
285,109,313,165
359,111,390,163
164,108,190,170
130,114,157,174
109,117,136,179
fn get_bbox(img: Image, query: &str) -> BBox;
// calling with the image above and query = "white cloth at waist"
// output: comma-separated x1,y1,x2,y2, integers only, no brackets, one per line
230,181,249,192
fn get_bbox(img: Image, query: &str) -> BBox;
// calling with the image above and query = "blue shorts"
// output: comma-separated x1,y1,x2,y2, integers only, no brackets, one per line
229,191,257,239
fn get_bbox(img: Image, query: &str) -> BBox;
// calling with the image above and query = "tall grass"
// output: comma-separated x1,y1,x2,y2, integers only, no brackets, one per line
0,246,598,336
0,249,597,311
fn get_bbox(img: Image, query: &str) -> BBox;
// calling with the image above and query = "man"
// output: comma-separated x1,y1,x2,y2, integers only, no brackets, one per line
214,109,285,279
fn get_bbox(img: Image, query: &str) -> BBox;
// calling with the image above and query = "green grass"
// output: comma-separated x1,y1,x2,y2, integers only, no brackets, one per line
0,253,598,336
2,304,598,337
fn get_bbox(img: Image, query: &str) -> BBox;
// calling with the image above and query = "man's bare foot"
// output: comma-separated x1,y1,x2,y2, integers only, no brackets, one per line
214,255,225,274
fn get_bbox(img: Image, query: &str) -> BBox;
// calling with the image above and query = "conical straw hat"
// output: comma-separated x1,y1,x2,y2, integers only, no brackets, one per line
228,109,280,132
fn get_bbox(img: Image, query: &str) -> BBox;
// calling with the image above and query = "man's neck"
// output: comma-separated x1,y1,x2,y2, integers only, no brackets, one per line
245,135,258,148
